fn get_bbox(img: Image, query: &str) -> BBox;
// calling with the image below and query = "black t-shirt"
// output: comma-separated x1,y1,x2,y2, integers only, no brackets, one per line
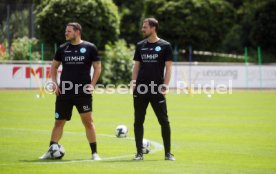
54,41,100,95
133,39,173,85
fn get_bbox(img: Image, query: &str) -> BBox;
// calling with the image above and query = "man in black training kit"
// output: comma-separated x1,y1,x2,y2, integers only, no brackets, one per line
132,18,175,161
39,22,102,160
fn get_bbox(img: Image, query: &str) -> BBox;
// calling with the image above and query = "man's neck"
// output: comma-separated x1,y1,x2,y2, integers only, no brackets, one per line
71,38,82,45
147,34,159,43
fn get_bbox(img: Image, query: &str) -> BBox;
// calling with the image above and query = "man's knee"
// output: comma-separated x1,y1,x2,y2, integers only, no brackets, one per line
82,119,93,129
80,112,94,128
54,120,66,128
158,117,170,127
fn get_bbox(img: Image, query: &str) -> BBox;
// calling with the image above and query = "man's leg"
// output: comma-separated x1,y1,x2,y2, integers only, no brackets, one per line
39,119,67,159
133,94,149,156
50,120,66,144
80,112,96,144
80,112,101,160
75,95,100,160
39,96,73,159
150,94,171,155
51,96,73,145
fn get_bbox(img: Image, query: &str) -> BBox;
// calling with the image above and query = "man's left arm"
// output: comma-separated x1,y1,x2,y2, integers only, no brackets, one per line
91,61,102,89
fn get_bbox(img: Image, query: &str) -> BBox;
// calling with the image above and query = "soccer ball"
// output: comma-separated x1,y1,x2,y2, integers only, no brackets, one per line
142,139,151,154
48,144,65,159
115,125,128,138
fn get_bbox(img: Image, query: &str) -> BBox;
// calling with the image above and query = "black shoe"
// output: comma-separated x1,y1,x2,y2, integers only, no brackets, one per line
133,153,143,160
165,153,175,161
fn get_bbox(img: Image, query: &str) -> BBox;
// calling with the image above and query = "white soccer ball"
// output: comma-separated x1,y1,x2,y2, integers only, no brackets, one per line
115,125,128,138
142,139,151,154
49,144,65,159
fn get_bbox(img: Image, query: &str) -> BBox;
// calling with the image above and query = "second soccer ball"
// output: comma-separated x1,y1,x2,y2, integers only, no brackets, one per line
115,125,128,138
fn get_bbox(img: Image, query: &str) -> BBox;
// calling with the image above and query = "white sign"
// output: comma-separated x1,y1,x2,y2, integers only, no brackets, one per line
170,64,276,88
0,64,58,88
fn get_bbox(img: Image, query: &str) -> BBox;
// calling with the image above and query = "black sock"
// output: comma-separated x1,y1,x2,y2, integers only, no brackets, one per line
49,141,57,146
90,142,97,154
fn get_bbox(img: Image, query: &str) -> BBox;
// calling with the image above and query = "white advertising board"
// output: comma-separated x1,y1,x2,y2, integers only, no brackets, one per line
170,64,276,88
0,64,56,88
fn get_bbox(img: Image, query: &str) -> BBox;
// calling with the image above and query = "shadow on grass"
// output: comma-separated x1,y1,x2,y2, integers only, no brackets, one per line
19,158,161,164
101,159,161,163
20,159,85,163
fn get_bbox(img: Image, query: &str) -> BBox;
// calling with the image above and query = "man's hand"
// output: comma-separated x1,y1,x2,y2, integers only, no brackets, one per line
87,84,95,94
160,84,168,95
130,80,136,92
91,61,101,92
52,81,61,96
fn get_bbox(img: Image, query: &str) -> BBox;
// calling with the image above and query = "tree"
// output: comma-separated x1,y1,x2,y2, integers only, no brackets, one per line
143,0,235,51
225,0,243,8
11,36,40,60
100,39,134,85
221,24,245,55
249,0,276,53
0,9,29,43
35,0,120,49
226,0,276,62
0,8,30,58
113,0,145,44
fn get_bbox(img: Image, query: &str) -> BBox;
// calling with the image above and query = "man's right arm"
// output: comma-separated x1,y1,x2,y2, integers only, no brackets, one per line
51,60,61,95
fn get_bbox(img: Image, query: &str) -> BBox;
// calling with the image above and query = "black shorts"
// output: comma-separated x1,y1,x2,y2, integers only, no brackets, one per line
55,95,92,121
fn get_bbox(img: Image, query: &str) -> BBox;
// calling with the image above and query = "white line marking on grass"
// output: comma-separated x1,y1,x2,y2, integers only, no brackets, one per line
0,128,163,165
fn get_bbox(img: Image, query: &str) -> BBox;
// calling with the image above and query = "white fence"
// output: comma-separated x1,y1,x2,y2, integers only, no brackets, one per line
0,63,276,88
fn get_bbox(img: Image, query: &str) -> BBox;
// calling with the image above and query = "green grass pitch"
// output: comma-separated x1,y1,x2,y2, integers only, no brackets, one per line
0,90,276,174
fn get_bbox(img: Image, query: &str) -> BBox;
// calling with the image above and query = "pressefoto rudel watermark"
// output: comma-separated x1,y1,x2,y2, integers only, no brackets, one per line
44,80,232,95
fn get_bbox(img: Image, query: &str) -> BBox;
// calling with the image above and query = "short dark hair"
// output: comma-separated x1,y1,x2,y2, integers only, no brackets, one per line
67,22,82,33
143,18,159,31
